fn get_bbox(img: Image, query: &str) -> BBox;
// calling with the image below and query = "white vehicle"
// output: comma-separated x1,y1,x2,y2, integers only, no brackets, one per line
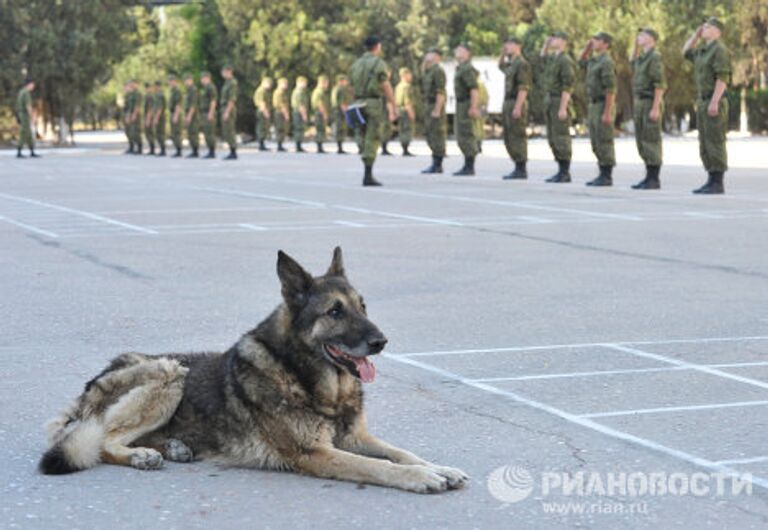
443,56,505,115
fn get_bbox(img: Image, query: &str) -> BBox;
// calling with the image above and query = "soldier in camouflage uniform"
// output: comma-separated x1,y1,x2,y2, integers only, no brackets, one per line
331,75,352,154
311,75,331,154
143,82,156,155
348,36,397,186
394,67,415,156
129,80,143,154
272,77,290,152
16,78,39,158
421,47,447,174
499,37,531,180
683,17,731,194
184,73,200,158
291,76,309,153
153,80,167,156
631,28,666,189
540,31,576,183
579,32,617,186
380,70,394,156
168,75,184,157
122,81,134,154
200,71,218,158
220,65,238,160
253,77,273,152
452,43,480,176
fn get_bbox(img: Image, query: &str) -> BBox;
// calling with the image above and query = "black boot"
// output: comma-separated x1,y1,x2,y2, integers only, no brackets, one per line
158,145,166,157
203,148,215,159
337,141,346,154
186,147,199,158
693,171,724,194
381,142,391,156
317,142,326,154
586,166,613,187
16,147,26,159
421,155,443,174
296,142,305,153
135,142,143,155
402,143,414,157
30,149,41,158
223,148,237,160
362,164,382,186
125,142,134,155
277,142,287,152
172,147,182,158
546,160,572,183
148,143,155,155
632,165,660,189
504,161,528,180
258,140,269,152
453,156,475,177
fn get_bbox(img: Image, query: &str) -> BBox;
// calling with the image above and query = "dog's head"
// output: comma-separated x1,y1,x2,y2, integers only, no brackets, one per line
276,247,387,383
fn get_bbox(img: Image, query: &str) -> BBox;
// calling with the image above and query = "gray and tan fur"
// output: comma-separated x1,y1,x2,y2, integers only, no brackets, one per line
40,247,468,493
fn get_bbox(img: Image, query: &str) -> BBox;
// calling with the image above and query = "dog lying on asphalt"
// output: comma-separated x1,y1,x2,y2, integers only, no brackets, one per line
39,247,468,493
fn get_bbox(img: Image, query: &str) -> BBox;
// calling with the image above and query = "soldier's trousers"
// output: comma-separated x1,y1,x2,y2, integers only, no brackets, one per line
696,97,728,172
454,101,478,157
18,117,34,149
155,116,166,149
123,117,132,145
380,116,392,144
360,98,383,165
545,97,572,161
292,111,305,143
170,118,183,150
398,111,412,144
633,98,663,166
130,121,143,146
221,110,237,150
256,111,270,142
424,111,447,157
501,99,527,162
314,112,327,142
202,117,216,151
333,110,347,141
187,119,200,150
274,112,288,143
145,119,155,146
587,101,615,167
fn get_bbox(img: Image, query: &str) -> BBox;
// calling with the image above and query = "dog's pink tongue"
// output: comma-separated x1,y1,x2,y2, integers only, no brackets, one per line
355,357,376,383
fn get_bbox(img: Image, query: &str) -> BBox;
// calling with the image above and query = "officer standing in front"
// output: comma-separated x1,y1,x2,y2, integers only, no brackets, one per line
631,28,666,190
540,31,576,183
348,36,397,186
683,17,731,194
499,37,531,180
16,77,39,158
452,43,480,176
421,47,447,174
579,32,617,186
200,71,218,159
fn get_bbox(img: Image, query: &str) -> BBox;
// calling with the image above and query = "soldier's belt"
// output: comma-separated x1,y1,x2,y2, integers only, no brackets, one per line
590,96,606,104
455,97,469,103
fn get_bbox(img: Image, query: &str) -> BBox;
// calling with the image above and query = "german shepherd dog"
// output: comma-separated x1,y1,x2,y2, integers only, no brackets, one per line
40,247,468,493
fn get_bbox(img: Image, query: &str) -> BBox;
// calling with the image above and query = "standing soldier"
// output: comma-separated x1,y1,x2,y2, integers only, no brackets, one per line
273,77,290,152
331,75,351,154
153,80,167,157
16,77,39,158
220,65,238,160
380,70,394,156
184,73,200,158
579,32,617,186
452,43,480,176
474,77,489,153
541,31,576,183
311,75,331,154
631,28,666,190
499,37,531,180
348,35,397,186
200,71,218,159
421,47,447,174
683,17,731,194
130,81,143,154
291,76,309,153
253,77,273,152
143,82,156,155
168,75,184,158
123,81,134,154
394,67,415,156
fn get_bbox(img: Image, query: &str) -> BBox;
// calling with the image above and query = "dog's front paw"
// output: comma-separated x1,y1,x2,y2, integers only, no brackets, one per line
130,448,164,470
164,439,193,463
398,465,450,493
430,465,469,489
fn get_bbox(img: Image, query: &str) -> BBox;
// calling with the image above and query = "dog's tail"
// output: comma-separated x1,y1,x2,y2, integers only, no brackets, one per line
39,415,104,475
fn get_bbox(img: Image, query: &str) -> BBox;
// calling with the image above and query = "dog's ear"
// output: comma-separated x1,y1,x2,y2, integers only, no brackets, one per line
277,250,313,308
326,246,345,277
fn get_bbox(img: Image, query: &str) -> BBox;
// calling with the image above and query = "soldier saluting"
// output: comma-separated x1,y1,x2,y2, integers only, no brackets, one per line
452,43,480,176
499,37,531,180
683,17,731,195
420,47,447,174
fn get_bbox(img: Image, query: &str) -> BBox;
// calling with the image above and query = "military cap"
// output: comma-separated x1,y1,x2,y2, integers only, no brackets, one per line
221,64,233,71
456,42,472,52
427,46,443,55
550,30,569,40
705,16,724,31
593,31,613,44
200,71,211,78
504,36,522,45
364,36,381,49
398,67,411,76
638,27,659,41
261,76,273,83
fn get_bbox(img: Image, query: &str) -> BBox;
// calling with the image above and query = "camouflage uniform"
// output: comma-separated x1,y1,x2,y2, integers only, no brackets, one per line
143,87,156,154
272,79,290,151
349,49,390,179
200,79,218,155
253,79,272,147
154,86,167,155
541,48,576,180
631,34,666,189
331,77,352,153
499,52,532,177
291,79,309,148
169,82,184,155
582,47,617,179
421,60,447,172
474,80,489,152
16,86,35,155
185,81,200,156
454,60,479,159
394,70,414,154
220,75,238,155
311,77,330,150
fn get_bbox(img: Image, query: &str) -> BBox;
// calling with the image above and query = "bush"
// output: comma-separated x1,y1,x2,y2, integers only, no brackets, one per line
746,89,768,134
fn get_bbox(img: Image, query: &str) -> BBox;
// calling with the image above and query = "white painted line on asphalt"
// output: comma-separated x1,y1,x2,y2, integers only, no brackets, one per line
579,400,768,419
606,344,768,391
334,220,367,228
516,215,556,224
189,186,326,208
382,353,768,490
684,211,725,219
239,223,268,231
714,456,768,466
0,192,157,234
0,216,59,238
332,205,465,226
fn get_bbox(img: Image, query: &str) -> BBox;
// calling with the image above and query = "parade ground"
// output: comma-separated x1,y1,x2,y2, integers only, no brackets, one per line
2,134,768,528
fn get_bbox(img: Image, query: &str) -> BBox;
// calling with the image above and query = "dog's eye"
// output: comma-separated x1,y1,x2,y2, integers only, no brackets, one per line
327,302,344,319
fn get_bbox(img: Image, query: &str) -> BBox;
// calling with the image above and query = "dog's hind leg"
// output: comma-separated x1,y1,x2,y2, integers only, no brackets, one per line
101,359,187,471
